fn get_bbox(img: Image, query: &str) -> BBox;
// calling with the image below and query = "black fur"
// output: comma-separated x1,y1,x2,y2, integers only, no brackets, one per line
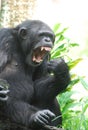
0,20,70,130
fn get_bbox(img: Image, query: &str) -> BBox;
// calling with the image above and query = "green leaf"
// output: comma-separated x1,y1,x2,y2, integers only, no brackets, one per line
79,77,88,90
62,102,80,114
57,91,76,106
51,43,65,54
58,35,65,41
82,103,88,113
55,27,68,37
70,43,79,47
53,23,61,33
55,35,65,44
68,58,82,69
51,50,61,59
69,78,79,87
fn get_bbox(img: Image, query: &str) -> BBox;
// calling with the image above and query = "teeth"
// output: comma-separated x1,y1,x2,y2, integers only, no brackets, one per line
33,56,36,61
33,46,51,63
36,59,43,63
41,47,44,51
33,56,43,63
41,47,51,51
45,47,51,51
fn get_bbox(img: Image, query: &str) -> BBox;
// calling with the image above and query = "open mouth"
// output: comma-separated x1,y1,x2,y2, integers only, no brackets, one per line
32,46,51,63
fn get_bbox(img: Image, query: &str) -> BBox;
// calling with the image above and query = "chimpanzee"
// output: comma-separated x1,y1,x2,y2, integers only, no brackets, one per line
0,20,70,130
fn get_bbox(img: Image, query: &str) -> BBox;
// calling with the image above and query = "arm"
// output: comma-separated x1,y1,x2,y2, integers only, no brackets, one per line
34,58,70,101
0,29,12,72
7,100,55,128
47,58,70,91
6,82,55,129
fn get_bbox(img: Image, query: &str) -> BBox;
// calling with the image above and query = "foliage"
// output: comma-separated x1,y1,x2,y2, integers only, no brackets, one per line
52,24,88,130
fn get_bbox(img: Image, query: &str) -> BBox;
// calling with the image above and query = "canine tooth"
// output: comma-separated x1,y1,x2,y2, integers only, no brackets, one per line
33,56,36,61
41,47,44,51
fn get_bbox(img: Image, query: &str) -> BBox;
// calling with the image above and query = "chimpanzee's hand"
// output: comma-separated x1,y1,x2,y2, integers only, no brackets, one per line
29,109,55,127
47,58,69,75
0,79,9,101
0,85,9,101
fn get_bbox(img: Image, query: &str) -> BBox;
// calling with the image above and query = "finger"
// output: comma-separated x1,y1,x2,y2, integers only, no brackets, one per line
38,115,49,124
40,113,50,120
0,96,8,101
0,85,4,90
34,117,47,126
0,90,9,95
47,65,55,70
45,110,56,118
47,65,55,71
47,62,57,68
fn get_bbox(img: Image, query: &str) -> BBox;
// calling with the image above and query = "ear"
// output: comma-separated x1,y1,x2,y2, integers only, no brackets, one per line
18,27,27,39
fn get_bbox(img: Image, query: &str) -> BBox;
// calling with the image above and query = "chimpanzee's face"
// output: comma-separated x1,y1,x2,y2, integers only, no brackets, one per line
18,20,55,67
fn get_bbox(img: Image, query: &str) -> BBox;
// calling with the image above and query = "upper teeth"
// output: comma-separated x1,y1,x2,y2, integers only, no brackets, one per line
41,47,51,51
41,47,44,51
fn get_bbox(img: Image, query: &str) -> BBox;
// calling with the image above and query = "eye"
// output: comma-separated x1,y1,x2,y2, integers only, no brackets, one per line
44,37,51,42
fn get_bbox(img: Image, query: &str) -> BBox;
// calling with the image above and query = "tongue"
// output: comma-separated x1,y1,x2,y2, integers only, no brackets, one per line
33,56,42,63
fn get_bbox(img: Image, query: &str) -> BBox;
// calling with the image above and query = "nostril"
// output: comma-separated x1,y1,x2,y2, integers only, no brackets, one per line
44,38,50,42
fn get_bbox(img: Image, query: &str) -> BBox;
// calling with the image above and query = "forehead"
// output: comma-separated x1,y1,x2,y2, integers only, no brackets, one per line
18,20,55,36
30,21,52,30
29,21,54,35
